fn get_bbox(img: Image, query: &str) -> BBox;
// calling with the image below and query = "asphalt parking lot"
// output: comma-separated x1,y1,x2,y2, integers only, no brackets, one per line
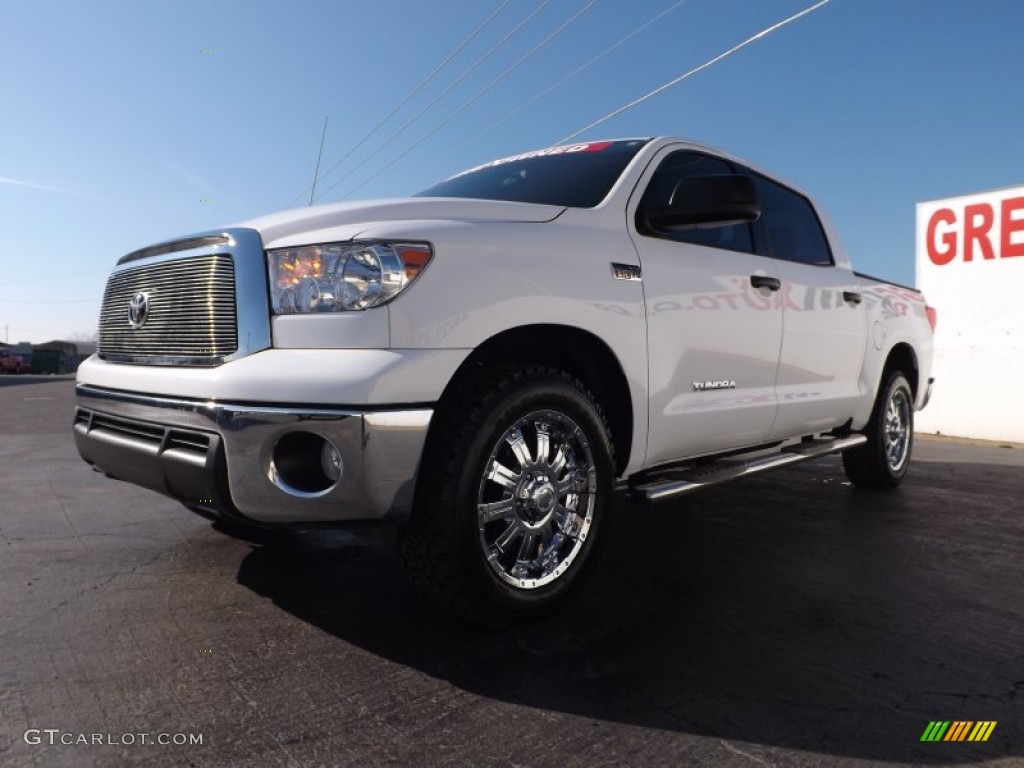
1,376,1022,767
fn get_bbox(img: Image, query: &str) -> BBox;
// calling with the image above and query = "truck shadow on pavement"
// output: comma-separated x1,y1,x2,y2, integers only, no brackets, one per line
234,461,1023,764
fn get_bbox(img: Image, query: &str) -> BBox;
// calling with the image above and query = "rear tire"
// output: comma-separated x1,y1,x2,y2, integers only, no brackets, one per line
842,371,914,489
398,364,615,625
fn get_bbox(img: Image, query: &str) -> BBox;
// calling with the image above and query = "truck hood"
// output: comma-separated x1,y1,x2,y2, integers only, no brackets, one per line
237,197,565,248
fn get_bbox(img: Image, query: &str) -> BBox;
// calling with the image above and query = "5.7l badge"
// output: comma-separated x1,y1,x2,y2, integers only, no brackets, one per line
610,262,642,281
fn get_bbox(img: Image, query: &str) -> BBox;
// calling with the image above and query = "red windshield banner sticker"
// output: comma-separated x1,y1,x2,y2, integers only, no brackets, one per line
451,141,617,178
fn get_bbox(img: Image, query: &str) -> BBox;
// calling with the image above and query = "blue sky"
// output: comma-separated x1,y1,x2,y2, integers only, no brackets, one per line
1,0,1022,343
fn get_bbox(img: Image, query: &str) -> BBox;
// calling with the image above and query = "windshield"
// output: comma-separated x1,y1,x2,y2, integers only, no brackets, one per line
415,139,650,208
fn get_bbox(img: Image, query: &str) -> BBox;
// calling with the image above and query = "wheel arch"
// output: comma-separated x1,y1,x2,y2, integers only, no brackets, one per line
844,342,917,489
880,342,919,399
428,324,634,475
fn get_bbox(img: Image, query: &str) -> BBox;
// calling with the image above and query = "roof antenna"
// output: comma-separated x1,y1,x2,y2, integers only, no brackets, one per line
309,116,329,206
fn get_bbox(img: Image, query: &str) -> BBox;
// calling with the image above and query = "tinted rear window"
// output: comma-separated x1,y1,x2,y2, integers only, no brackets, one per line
415,139,650,208
750,173,834,266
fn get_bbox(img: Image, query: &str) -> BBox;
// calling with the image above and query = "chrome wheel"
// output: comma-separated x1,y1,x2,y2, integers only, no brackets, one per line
842,371,914,490
477,409,596,590
884,388,911,472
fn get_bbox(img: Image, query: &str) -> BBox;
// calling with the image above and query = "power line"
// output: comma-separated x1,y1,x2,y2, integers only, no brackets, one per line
435,0,688,166
558,0,833,143
283,0,514,209
337,0,600,201
314,0,555,203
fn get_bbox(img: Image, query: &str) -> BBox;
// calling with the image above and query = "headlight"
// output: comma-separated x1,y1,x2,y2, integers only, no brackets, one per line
268,241,432,313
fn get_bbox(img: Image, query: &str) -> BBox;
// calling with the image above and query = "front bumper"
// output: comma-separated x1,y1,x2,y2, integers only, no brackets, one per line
73,385,432,525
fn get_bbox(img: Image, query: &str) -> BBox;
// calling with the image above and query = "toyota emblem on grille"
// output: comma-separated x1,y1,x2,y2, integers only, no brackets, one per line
128,292,150,328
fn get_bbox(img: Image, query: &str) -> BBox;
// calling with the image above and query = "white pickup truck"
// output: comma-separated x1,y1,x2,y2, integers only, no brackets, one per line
74,137,935,622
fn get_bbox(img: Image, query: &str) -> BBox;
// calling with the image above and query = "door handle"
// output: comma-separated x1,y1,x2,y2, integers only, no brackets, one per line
843,291,863,305
750,275,781,292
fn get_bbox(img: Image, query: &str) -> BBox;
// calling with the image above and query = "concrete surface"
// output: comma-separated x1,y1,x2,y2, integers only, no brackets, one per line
1,377,1022,767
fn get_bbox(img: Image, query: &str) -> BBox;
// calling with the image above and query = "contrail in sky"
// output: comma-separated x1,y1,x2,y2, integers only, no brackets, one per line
559,0,833,143
0,176,76,195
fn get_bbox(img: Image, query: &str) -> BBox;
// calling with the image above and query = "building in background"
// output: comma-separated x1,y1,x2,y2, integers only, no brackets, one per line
0,340,94,374
33,340,80,374
915,184,1024,443
8,341,33,363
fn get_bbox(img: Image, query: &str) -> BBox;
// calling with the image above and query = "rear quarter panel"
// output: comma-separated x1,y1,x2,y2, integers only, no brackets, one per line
854,278,934,427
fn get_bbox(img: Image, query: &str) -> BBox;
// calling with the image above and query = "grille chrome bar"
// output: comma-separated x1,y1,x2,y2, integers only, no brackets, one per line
99,254,237,363
118,234,231,265
95,227,271,367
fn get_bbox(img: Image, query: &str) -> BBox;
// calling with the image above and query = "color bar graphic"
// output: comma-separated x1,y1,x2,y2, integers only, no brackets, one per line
920,720,996,742
921,721,950,741
968,721,997,742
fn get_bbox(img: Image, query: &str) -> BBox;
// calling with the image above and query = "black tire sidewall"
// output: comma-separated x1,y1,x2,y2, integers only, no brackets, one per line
450,376,614,616
873,372,914,483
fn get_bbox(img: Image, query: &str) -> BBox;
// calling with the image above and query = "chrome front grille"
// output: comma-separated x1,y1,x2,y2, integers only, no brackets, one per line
98,254,238,364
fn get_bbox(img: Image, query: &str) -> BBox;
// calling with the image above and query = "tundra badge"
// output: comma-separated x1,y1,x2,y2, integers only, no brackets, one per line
693,380,737,391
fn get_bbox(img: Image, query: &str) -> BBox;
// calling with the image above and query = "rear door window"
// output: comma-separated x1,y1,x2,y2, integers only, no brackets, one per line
749,173,834,266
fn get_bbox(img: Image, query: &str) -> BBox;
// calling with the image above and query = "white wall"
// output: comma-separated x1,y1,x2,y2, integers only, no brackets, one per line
915,185,1024,443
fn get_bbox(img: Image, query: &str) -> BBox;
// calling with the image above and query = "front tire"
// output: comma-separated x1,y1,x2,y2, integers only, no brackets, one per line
842,371,914,489
399,364,615,625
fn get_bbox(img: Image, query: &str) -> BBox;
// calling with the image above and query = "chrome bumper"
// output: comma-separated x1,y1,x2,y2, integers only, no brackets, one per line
73,385,432,525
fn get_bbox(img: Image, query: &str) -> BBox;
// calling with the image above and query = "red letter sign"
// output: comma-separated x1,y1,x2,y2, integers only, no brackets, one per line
1001,196,1024,258
963,203,995,261
927,208,958,266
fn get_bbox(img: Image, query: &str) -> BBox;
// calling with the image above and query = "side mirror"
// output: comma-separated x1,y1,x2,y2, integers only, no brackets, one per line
643,174,760,231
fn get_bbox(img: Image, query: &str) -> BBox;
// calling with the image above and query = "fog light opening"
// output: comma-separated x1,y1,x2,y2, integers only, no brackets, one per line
269,431,343,498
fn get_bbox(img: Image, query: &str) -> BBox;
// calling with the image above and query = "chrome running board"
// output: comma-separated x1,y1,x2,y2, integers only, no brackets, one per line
629,435,868,503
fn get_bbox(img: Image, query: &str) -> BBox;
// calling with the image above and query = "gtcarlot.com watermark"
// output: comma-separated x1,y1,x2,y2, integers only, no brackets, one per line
24,729,203,746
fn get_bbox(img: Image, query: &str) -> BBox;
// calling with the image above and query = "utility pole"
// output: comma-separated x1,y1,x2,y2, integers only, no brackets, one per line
309,116,329,206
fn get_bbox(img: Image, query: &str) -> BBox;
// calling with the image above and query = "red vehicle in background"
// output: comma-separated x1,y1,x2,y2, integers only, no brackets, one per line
0,355,31,374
